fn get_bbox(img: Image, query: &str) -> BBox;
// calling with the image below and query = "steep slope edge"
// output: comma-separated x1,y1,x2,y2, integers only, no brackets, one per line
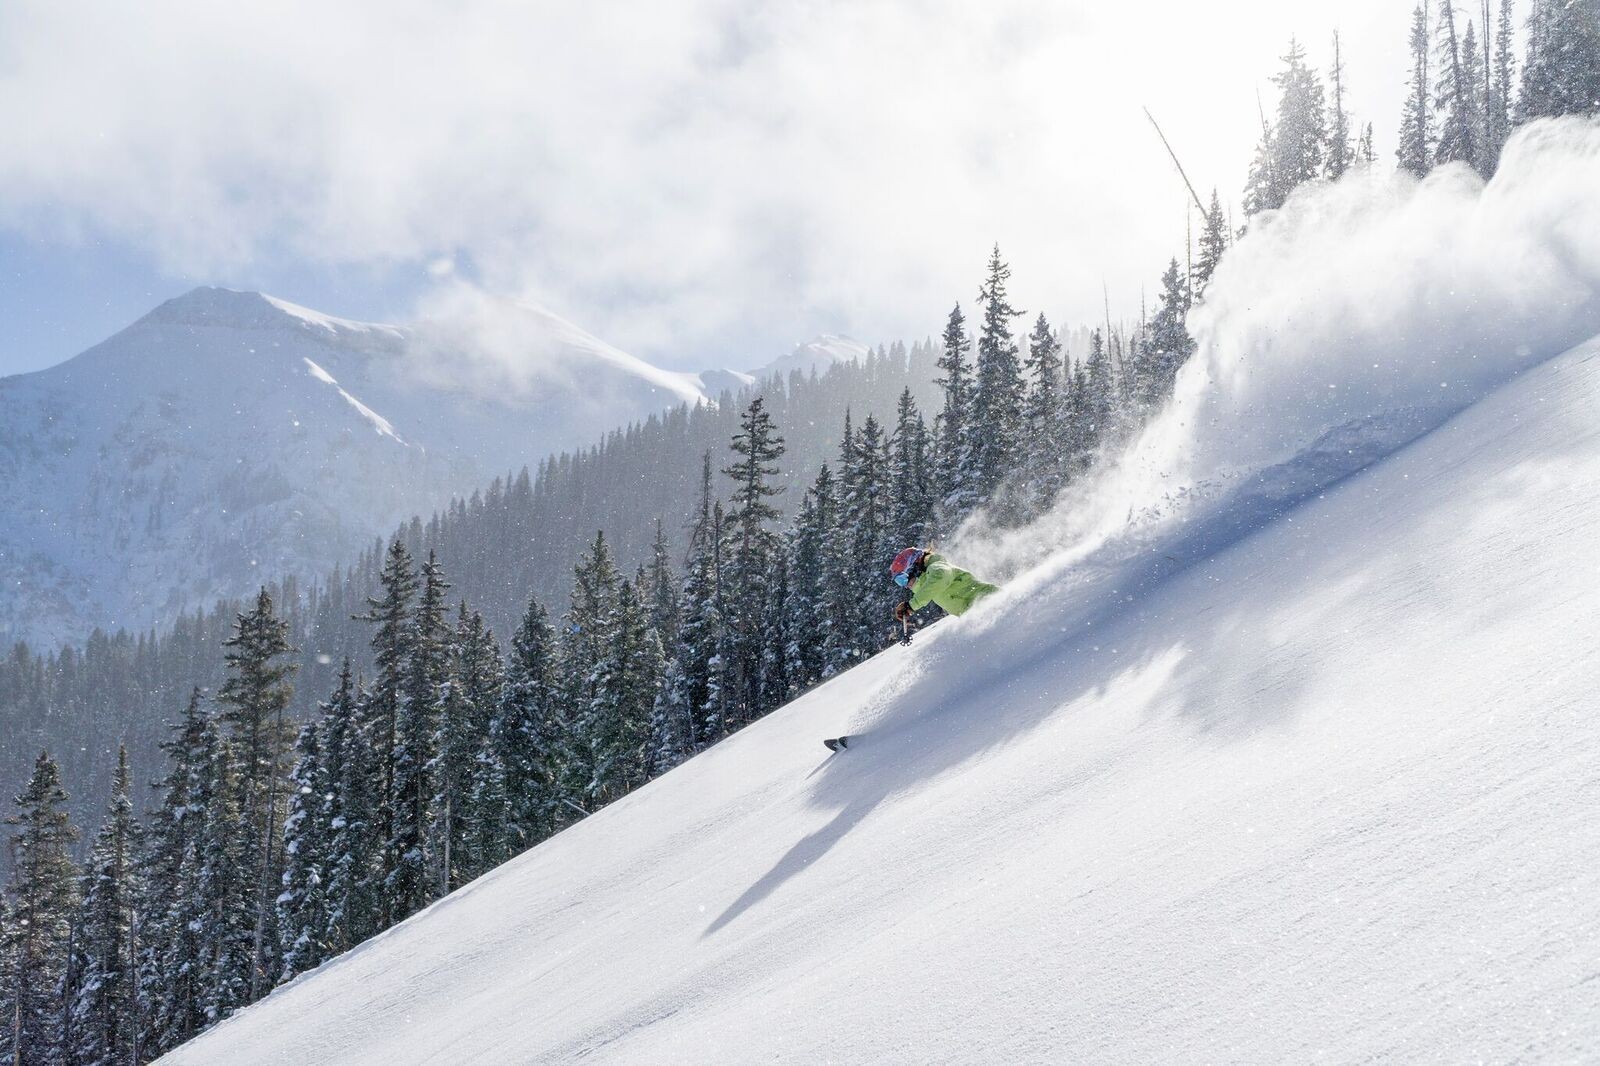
164,333,1600,1063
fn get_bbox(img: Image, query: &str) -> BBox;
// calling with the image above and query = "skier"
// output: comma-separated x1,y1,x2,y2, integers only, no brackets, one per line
890,547,998,623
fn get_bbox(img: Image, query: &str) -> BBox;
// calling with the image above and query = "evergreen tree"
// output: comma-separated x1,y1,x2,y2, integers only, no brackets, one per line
1021,315,1066,514
1246,39,1328,212
719,398,786,730
1081,329,1117,458
782,466,837,692
888,388,936,548
1489,0,1516,167
388,551,450,923
1434,0,1484,171
644,520,681,652
1327,30,1355,179
1194,189,1229,299
839,415,895,656
560,532,624,800
69,746,144,1066
1519,0,1600,122
193,717,252,1026
495,596,559,851
933,303,975,524
432,605,501,893
355,539,417,928
582,583,662,804
275,720,329,983
139,689,211,1055
1141,260,1197,410
659,456,725,760
320,664,381,955
968,245,1027,510
1399,5,1436,174
215,588,296,1001
3,753,78,1066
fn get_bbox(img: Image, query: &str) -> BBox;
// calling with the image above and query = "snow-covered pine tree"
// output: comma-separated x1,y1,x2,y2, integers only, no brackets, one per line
1399,5,1436,174
1020,315,1066,517
782,466,836,691
495,595,560,850
644,520,681,654
560,532,623,805
69,745,144,1066
3,753,79,1066
1327,30,1355,179
1433,0,1484,172
657,456,725,763
1081,328,1117,460
719,397,786,730
582,582,663,805
432,605,502,893
1194,189,1229,299
275,720,329,984
388,551,451,923
889,388,936,549
969,245,1027,512
1517,0,1600,122
933,303,975,526
1488,0,1516,167
840,414,896,656
1141,260,1197,411
215,588,296,1001
321,664,382,954
355,539,417,927
193,716,252,1026
139,689,212,1055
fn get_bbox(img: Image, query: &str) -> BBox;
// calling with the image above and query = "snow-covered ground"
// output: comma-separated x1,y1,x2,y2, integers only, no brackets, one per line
162,121,1600,1064
164,310,1600,1066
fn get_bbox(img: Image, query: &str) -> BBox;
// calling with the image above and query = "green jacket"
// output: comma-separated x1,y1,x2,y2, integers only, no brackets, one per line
908,553,999,616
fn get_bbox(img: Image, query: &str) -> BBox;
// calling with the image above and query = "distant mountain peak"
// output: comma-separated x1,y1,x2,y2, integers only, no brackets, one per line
142,286,403,339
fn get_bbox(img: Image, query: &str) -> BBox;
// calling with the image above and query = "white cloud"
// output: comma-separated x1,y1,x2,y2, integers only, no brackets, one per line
0,0,1413,367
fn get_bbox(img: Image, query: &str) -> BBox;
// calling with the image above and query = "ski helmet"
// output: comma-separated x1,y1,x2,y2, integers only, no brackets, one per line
890,547,923,580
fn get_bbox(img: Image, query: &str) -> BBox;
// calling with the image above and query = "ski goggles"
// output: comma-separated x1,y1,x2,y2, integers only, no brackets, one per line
894,568,913,587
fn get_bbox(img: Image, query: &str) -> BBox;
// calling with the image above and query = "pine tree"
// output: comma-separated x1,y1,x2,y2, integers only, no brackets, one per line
582,583,662,804
3,753,79,1066
1489,0,1516,167
432,605,501,893
782,467,836,692
1358,122,1377,165
1194,189,1229,299
320,664,382,955
1399,5,1436,175
659,456,725,761
1141,260,1197,411
1246,39,1329,212
1021,315,1066,514
1327,30,1355,179
215,588,296,1001
495,596,559,851
644,520,681,653
275,720,329,983
839,414,895,656
933,303,975,524
719,398,786,730
355,539,417,928
193,717,252,1026
1517,0,1600,122
69,746,144,1066
969,245,1027,511
139,689,212,1055
388,551,450,923
888,388,936,548
1081,328,1117,457
1434,0,1484,171
560,532,624,802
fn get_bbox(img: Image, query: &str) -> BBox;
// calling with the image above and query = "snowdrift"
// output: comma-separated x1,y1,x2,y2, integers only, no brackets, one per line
163,123,1600,1063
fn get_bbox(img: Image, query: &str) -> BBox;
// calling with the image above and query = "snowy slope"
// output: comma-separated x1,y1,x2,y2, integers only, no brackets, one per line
0,288,713,647
164,335,1600,1063
161,121,1600,1064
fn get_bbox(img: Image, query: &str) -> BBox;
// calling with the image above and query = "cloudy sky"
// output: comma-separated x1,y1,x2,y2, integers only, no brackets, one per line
0,0,1414,377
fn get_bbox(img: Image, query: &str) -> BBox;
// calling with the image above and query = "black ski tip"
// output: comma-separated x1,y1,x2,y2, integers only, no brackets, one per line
823,736,850,752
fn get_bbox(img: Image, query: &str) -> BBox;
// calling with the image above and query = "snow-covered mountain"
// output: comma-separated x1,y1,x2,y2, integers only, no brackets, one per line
0,287,716,648
160,325,1600,1062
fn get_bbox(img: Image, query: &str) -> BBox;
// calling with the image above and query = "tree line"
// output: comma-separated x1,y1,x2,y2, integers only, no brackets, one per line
1,244,1195,1064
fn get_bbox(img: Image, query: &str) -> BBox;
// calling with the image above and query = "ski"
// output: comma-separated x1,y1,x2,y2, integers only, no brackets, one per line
823,736,850,752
